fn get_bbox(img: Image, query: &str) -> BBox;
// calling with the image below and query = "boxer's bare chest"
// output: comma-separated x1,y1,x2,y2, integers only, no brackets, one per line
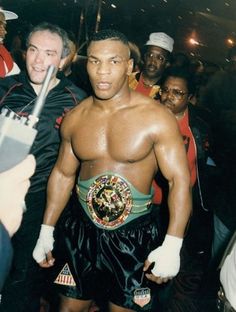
72,108,154,164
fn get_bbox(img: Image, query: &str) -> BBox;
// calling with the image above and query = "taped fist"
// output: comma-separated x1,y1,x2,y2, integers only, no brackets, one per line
145,234,183,283
33,224,55,267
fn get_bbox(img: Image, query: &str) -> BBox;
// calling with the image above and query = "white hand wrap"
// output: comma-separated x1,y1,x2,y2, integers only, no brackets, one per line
33,224,55,263
147,234,183,278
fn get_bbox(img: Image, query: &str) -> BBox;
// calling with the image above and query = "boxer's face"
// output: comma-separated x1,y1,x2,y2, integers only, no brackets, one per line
87,39,133,100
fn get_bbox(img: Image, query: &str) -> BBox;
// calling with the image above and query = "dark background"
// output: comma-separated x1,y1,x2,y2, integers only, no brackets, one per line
1,0,236,65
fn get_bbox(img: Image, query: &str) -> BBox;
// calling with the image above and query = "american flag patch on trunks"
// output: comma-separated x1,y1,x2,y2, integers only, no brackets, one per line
54,263,76,286
133,287,151,307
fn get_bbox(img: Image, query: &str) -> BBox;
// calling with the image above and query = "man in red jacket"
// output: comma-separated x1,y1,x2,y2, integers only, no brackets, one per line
0,7,20,77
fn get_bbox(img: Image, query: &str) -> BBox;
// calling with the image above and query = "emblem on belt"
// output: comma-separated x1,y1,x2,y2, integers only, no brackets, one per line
86,174,133,229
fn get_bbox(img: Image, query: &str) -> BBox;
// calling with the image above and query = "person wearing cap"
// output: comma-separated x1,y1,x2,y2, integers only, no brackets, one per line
129,32,174,223
129,32,174,99
0,7,20,77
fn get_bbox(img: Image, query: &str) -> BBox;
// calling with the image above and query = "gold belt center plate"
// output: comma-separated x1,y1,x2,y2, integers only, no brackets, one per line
86,174,133,229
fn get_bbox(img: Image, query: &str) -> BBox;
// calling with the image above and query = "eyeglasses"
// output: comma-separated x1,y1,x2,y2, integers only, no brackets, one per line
159,87,188,99
144,52,166,63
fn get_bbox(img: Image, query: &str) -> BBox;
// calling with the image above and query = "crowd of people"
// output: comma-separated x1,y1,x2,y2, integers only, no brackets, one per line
0,5,235,312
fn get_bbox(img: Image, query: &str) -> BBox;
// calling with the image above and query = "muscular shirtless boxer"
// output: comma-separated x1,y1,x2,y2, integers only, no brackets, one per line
33,29,192,312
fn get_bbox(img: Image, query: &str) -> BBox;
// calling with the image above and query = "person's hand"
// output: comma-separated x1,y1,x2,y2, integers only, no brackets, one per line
33,224,55,268
143,234,183,284
0,155,36,236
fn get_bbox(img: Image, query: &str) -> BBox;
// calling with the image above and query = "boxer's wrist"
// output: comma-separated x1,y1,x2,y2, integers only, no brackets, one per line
40,224,55,238
162,234,183,251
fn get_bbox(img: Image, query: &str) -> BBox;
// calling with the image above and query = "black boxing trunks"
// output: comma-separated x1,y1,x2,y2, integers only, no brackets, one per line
76,172,153,230
53,174,159,311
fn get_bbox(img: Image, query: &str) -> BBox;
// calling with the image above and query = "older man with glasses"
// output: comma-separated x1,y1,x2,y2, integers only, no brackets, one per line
156,66,216,312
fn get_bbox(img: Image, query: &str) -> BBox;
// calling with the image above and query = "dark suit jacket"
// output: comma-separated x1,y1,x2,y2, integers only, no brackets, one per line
0,222,13,291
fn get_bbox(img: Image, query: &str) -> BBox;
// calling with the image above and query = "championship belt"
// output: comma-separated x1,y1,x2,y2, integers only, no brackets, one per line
86,174,133,229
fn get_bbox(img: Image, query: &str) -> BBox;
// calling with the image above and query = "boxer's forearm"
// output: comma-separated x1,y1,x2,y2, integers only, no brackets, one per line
43,166,76,226
167,178,192,238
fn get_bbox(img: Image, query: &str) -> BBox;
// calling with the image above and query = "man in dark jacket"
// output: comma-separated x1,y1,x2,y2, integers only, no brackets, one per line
200,46,236,267
157,67,215,312
0,22,86,312
0,224,12,292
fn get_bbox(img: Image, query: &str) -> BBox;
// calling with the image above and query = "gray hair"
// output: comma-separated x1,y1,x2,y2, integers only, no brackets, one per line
26,22,70,58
